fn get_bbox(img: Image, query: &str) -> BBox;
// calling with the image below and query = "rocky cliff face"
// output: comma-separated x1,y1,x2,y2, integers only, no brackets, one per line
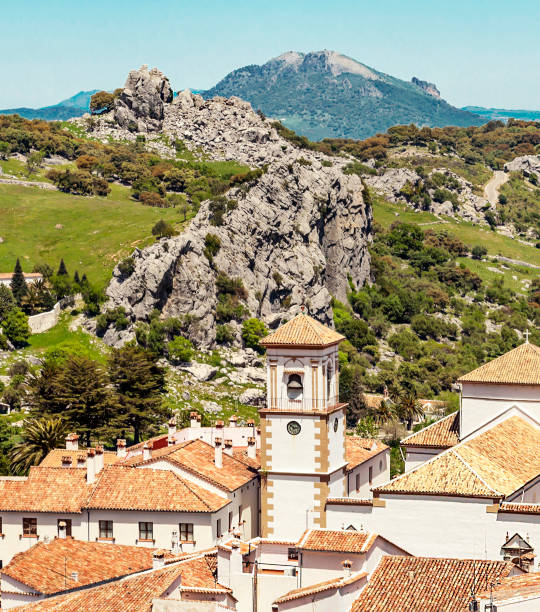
411,77,441,99
93,66,371,347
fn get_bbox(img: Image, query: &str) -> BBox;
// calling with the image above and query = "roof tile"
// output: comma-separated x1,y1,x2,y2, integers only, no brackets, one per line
260,313,344,347
401,412,460,448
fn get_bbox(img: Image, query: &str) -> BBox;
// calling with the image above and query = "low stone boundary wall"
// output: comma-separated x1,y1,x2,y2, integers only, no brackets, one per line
28,294,78,334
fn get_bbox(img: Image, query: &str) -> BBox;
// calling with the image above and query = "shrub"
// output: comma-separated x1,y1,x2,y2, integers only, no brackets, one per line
203,233,221,264
2,308,30,347
90,91,116,114
471,245,488,260
208,196,237,226
140,191,167,208
118,257,136,278
216,324,234,345
241,318,267,353
167,335,193,363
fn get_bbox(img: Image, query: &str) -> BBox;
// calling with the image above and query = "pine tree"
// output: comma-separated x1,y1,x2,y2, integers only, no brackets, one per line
57,258,68,276
10,259,27,304
108,345,168,443
345,366,368,428
81,273,88,286
73,270,80,285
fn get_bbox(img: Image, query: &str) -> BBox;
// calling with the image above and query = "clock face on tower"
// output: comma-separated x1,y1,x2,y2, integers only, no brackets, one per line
287,421,301,436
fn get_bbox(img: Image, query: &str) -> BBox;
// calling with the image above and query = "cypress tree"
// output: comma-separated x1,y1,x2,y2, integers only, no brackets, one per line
73,270,80,285
57,258,68,276
81,273,88,286
10,259,27,304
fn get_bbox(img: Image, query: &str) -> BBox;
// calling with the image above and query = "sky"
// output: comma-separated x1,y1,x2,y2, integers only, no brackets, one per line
2,0,539,110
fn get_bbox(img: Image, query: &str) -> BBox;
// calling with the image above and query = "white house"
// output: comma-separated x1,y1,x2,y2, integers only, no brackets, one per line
0,273,43,287
327,342,540,566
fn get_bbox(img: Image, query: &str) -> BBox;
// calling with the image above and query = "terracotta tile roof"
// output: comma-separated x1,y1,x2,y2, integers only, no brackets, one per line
325,497,374,506
274,571,367,605
351,556,514,612
260,313,345,347
40,449,119,467
375,416,540,498
478,573,540,603
86,466,230,512
345,437,388,471
16,552,223,612
126,439,258,492
499,502,540,514
232,448,261,469
297,529,377,554
0,467,91,513
458,342,540,385
401,412,460,448
1,538,172,595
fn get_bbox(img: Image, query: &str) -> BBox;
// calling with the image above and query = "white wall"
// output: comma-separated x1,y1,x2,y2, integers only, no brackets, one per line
276,575,366,612
404,447,442,472
461,383,540,439
269,475,318,540
479,595,540,611
346,451,389,498
1,574,43,610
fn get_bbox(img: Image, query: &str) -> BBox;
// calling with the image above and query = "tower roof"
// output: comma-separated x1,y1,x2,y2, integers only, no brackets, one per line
260,313,345,348
458,342,540,385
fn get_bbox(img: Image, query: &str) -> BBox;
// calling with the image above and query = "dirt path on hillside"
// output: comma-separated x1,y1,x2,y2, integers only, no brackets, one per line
484,171,509,205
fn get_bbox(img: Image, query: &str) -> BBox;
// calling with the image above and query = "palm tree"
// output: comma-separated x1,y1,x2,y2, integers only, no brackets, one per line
396,392,424,430
370,398,396,426
9,417,68,474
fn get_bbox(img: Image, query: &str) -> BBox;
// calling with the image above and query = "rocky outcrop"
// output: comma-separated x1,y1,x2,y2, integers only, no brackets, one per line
411,77,441,99
114,65,173,131
505,155,540,180
97,68,371,347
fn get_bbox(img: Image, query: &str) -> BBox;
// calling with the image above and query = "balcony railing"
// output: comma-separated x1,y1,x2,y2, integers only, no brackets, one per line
266,397,341,412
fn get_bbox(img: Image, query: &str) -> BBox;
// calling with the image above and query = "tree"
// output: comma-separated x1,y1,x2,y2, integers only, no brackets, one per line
344,366,367,428
241,318,267,353
10,258,27,304
167,335,193,363
370,398,396,426
10,418,68,475
151,219,175,239
53,355,115,445
90,91,115,114
0,285,15,320
25,151,44,176
471,245,487,260
396,392,424,430
2,309,30,347
73,270,81,285
57,258,68,276
355,416,379,438
108,345,168,443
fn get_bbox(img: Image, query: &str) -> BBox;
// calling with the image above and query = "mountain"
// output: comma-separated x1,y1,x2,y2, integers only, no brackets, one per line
462,106,540,122
0,90,98,121
201,50,485,140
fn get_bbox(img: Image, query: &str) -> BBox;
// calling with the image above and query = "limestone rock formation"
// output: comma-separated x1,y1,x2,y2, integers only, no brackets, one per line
95,68,372,347
505,155,540,180
114,65,173,131
411,77,441,99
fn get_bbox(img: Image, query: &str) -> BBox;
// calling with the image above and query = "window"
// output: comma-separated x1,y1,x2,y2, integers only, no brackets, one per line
288,548,299,561
216,519,222,538
23,518,37,536
238,505,243,524
179,523,194,542
99,520,113,539
228,511,233,532
139,522,153,541
379,460,383,470
369,466,373,485
0,517,2,534
57,519,72,537
355,473,360,492
287,374,303,400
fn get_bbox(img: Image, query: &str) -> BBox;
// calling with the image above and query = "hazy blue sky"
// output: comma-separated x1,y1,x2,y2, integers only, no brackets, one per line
2,0,539,109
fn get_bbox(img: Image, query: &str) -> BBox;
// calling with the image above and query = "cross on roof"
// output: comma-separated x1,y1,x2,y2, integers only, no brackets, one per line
525,329,530,343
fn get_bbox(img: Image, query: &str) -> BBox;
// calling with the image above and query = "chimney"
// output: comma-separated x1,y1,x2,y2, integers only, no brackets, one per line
247,437,256,459
95,446,104,474
214,437,223,469
168,436,175,447
216,419,224,430
77,456,86,468
256,426,261,449
61,455,73,468
70,571,79,583
342,559,352,578
229,415,237,428
58,520,68,539
168,417,177,437
230,540,243,574
143,442,152,461
86,448,96,484
152,549,166,570
190,412,200,428
224,439,233,457
65,433,79,451
116,439,127,458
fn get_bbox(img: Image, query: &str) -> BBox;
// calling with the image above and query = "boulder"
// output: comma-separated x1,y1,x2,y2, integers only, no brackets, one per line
179,363,218,381
239,388,265,405
504,155,540,180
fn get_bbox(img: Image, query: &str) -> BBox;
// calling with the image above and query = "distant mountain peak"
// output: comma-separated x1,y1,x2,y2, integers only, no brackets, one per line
411,77,440,99
269,49,379,80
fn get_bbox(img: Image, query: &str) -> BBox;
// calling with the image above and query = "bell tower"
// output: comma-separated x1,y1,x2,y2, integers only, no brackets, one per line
259,312,348,540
